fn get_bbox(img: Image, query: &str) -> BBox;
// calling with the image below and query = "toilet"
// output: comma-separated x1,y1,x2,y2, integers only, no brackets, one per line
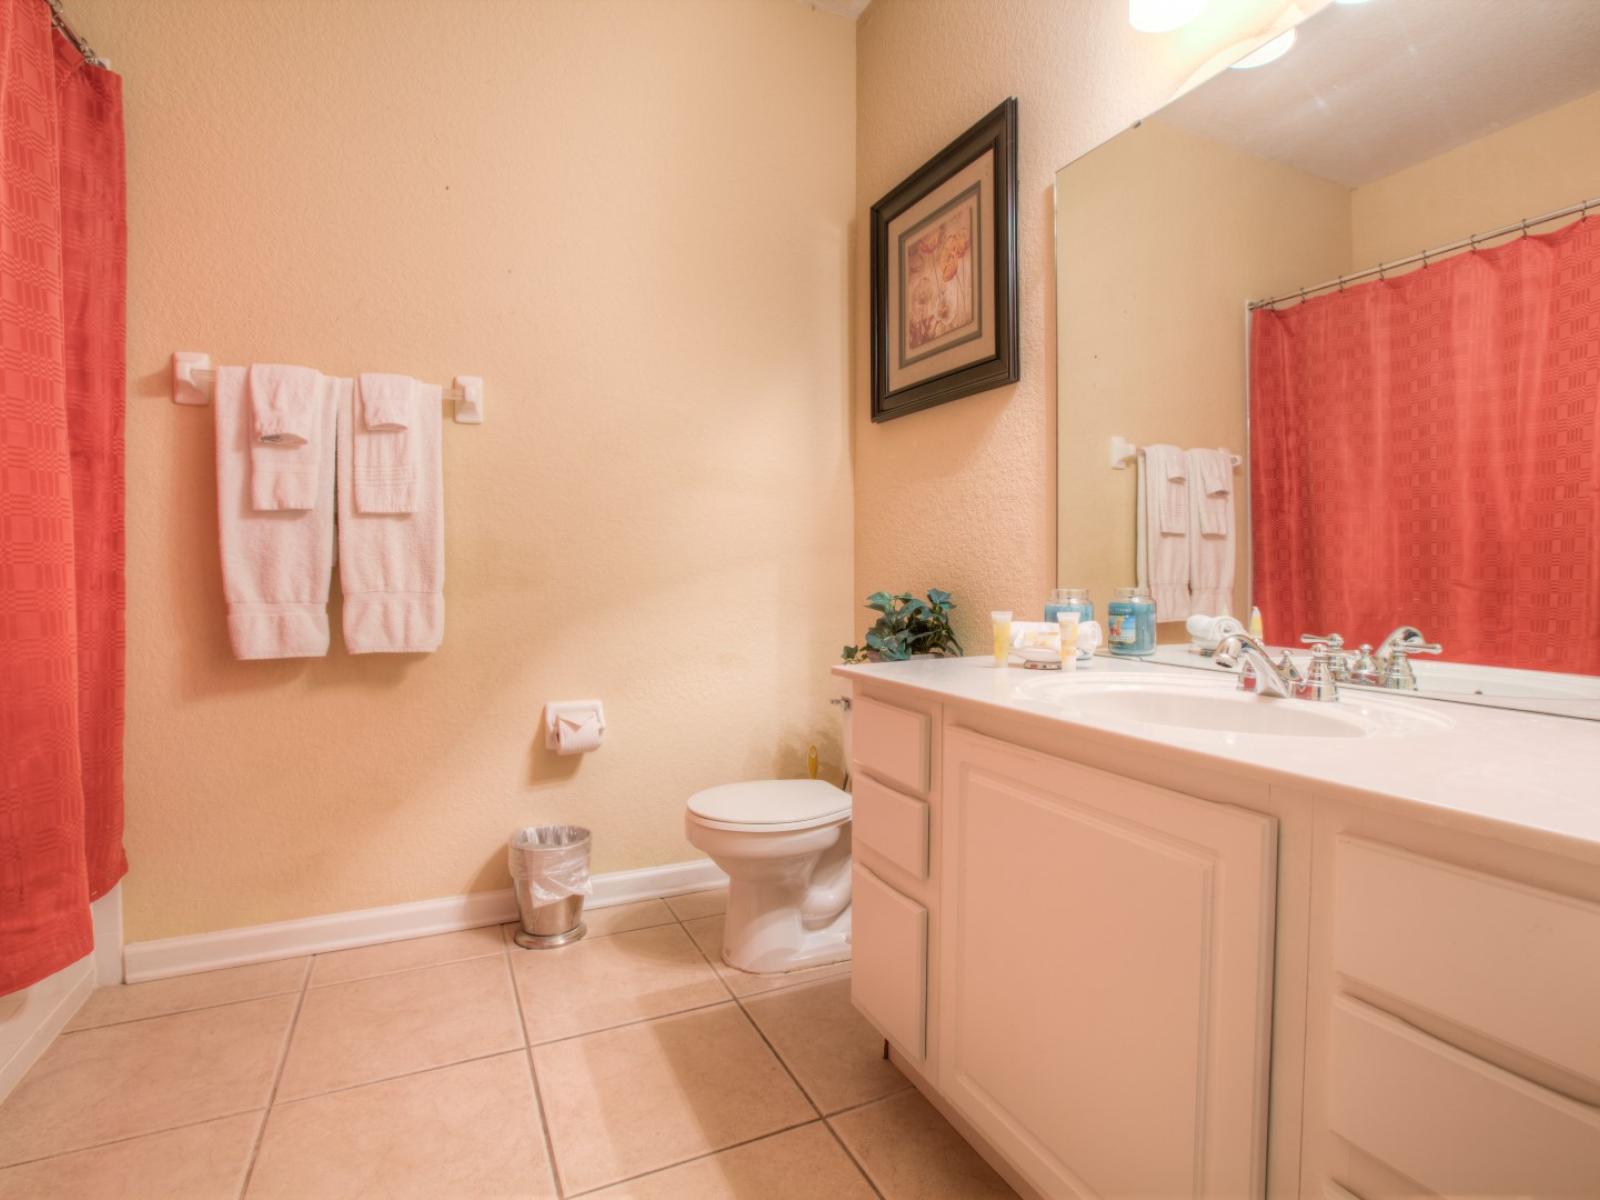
685,779,852,974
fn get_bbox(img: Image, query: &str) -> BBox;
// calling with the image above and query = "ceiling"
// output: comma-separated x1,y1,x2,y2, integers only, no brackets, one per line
1158,0,1600,187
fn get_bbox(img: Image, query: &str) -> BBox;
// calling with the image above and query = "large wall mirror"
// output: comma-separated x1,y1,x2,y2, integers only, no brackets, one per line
1055,0,1600,719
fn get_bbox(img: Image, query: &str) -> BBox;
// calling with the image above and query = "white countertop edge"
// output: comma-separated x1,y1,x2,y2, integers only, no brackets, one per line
833,656,1600,867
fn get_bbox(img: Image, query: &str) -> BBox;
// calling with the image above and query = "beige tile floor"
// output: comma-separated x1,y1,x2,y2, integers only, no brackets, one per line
0,888,1019,1199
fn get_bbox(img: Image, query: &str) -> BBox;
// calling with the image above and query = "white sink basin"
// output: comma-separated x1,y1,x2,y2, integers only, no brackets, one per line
1016,672,1454,739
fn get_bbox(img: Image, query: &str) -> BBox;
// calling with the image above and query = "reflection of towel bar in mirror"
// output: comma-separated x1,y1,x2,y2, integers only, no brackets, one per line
170,351,484,424
1109,435,1240,471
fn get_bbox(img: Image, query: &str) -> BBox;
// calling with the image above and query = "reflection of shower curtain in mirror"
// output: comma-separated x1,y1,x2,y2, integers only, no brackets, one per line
0,0,127,995
1250,217,1599,674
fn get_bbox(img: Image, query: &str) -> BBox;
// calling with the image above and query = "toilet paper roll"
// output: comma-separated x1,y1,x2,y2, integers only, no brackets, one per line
554,712,603,755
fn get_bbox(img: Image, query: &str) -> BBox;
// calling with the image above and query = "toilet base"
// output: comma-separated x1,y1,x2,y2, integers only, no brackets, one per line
723,911,851,975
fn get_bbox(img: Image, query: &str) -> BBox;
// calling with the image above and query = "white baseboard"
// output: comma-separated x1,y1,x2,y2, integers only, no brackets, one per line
0,956,95,1104
124,858,727,984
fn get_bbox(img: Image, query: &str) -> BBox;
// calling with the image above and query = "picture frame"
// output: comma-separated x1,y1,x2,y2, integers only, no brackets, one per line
870,97,1019,423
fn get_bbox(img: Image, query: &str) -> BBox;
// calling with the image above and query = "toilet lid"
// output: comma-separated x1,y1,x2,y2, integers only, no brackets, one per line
687,780,851,828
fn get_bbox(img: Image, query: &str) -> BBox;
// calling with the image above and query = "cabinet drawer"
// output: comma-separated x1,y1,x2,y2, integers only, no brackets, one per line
1333,837,1600,1086
1329,996,1600,1198
851,864,927,1060
853,774,929,879
852,696,930,795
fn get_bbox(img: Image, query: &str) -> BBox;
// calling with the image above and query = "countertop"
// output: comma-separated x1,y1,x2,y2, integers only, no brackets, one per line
833,654,1600,863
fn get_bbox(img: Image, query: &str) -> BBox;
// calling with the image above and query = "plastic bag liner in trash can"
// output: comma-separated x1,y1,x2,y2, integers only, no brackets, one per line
509,825,592,948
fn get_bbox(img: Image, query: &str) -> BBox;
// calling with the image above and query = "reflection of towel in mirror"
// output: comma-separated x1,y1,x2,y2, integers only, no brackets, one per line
1192,447,1232,536
1137,451,1190,621
1187,448,1235,614
1143,443,1188,534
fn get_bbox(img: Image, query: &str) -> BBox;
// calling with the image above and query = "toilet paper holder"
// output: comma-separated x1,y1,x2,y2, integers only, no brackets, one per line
544,701,606,754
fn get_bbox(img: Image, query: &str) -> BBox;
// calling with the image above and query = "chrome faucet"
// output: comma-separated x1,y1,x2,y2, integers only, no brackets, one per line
1372,626,1442,690
1214,632,1296,699
1217,632,1341,702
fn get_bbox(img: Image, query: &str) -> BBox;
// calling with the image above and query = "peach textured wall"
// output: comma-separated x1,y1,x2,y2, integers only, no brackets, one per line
1351,88,1600,270
852,0,1309,648
77,0,856,941
1055,118,1351,624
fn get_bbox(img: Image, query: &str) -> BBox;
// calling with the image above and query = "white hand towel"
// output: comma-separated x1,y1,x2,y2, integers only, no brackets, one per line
248,363,325,511
1143,443,1188,535
1193,447,1232,537
215,366,335,658
354,372,420,514
1136,451,1190,621
337,380,444,653
1186,447,1235,614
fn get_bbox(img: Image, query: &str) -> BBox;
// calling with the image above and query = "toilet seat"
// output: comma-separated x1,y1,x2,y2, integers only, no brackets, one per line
687,779,851,833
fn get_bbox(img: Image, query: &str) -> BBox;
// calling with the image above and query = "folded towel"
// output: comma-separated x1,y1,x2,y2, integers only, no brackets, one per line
1192,447,1233,536
248,363,326,511
353,373,421,513
1187,447,1235,614
1142,443,1188,535
337,380,444,653
1137,451,1190,620
215,367,336,659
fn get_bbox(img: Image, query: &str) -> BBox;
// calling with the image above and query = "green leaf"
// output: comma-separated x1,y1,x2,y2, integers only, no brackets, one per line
865,591,895,613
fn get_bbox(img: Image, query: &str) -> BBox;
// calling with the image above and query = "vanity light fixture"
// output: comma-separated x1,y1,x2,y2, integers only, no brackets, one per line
1230,28,1296,69
1128,0,1206,34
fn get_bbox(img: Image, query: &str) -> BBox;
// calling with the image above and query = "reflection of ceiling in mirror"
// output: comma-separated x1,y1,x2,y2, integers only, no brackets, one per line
1158,0,1600,187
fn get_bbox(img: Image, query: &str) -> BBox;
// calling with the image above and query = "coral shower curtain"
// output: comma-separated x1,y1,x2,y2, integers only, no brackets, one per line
1251,217,1600,674
0,0,125,995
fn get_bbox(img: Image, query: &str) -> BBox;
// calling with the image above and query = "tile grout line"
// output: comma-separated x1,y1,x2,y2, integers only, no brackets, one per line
821,1116,890,1200
501,926,566,1200
562,1116,824,1199
669,890,887,1199
235,953,313,1199
55,986,309,1036
673,906,825,1122
0,1107,269,1173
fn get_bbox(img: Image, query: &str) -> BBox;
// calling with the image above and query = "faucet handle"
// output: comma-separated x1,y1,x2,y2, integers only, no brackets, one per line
1392,641,1442,657
1300,632,1344,650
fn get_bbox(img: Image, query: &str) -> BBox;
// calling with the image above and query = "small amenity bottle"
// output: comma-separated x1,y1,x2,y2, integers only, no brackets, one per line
1045,587,1094,625
991,611,1013,666
1107,586,1156,657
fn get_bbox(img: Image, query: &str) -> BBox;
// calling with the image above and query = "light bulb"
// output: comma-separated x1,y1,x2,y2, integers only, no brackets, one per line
1229,28,1296,69
1128,0,1207,34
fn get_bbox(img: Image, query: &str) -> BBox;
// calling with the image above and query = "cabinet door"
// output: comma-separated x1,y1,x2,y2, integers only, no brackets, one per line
939,728,1278,1200
851,864,929,1061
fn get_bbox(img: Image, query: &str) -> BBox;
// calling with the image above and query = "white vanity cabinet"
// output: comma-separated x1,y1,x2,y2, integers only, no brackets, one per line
840,663,1600,1200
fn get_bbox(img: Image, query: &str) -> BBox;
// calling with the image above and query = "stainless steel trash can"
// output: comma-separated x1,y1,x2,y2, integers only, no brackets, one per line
509,825,592,948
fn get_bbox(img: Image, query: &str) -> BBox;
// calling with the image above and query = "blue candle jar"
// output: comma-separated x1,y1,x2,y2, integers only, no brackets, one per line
1107,586,1156,656
1044,587,1094,625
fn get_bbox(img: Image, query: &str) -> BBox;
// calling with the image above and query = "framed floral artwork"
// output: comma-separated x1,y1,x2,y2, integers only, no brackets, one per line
870,97,1018,422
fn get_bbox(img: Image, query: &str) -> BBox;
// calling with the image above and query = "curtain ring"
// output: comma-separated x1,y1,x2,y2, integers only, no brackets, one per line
1337,275,1346,292
1378,261,1387,281
1469,232,1480,252
1421,249,1430,269
1520,217,1530,238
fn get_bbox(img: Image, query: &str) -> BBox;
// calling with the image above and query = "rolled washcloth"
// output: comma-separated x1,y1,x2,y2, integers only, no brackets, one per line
248,364,328,511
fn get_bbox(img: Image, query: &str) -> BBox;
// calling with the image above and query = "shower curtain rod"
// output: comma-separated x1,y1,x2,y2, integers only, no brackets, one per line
45,0,104,68
1248,193,1599,311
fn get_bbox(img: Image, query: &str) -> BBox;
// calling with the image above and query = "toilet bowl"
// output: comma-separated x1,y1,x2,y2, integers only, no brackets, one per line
685,779,852,974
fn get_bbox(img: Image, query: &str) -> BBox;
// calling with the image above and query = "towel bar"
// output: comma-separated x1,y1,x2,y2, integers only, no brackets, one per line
171,352,484,425
1109,435,1239,471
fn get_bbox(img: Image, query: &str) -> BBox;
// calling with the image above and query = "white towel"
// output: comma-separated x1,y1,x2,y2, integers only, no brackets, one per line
1136,451,1190,621
1142,443,1188,534
215,366,336,659
1193,447,1232,536
337,380,444,653
353,373,420,514
248,363,326,511
1187,448,1235,614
